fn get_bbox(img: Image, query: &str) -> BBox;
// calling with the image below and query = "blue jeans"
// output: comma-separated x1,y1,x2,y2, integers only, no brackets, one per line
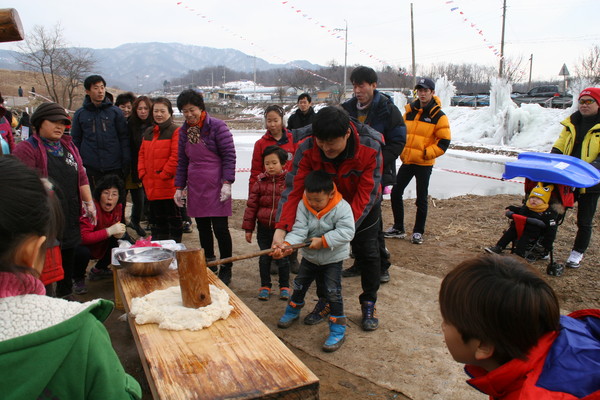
256,224,290,288
290,258,344,316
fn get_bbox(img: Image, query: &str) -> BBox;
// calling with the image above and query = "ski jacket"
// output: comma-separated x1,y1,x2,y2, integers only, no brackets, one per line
401,96,451,166
275,121,383,231
465,310,600,400
79,200,123,260
249,130,297,192
13,134,89,191
342,90,406,186
138,120,179,201
243,171,287,231
283,187,355,265
552,111,600,193
0,294,141,400
287,106,316,130
71,96,130,172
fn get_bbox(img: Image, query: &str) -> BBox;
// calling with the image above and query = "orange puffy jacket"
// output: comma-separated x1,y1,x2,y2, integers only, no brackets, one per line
400,96,451,166
138,120,179,200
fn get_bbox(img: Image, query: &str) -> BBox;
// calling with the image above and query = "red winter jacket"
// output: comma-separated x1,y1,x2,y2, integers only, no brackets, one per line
249,130,297,193
138,120,179,200
242,171,287,231
80,201,123,260
275,121,383,231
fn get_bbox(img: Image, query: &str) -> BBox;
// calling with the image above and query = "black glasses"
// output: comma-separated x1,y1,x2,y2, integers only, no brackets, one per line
579,99,596,105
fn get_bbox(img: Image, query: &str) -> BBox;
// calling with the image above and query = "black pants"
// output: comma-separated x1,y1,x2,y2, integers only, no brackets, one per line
257,224,290,288
148,199,183,243
73,237,117,281
291,259,344,316
56,247,76,297
195,216,232,264
390,164,433,234
127,187,145,224
354,202,383,302
573,191,600,253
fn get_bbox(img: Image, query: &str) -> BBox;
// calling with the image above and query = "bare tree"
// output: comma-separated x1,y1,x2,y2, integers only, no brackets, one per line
502,56,526,84
16,23,95,108
575,44,600,84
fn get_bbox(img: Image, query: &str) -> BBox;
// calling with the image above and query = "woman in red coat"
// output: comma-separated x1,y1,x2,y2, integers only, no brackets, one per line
138,97,182,242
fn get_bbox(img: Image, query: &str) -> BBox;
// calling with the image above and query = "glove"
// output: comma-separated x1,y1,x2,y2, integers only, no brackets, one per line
174,188,185,207
82,201,97,225
219,182,232,202
107,222,126,238
505,210,515,219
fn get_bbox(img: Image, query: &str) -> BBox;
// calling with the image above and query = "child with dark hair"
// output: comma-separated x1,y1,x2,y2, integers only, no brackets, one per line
0,158,141,399
485,182,560,260
439,254,600,399
274,170,355,352
249,105,297,193
242,145,291,300
72,175,126,293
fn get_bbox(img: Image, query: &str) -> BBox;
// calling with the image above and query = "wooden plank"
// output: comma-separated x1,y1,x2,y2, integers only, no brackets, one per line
117,268,319,400
0,9,24,43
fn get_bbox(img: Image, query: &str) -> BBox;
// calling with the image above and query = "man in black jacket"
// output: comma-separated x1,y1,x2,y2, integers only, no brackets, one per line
287,93,316,129
341,66,406,283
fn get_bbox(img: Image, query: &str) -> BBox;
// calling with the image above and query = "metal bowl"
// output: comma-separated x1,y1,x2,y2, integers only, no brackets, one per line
115,247,175,276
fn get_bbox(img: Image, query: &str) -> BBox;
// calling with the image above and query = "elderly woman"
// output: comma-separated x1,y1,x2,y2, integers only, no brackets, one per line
14,103,96,299
138,97,182,243
174,89,236,285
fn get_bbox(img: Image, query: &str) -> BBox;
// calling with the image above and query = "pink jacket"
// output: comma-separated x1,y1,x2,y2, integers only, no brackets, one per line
0,271,45,298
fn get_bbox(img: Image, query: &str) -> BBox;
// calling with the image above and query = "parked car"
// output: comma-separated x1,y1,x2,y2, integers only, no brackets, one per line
512,85,572,109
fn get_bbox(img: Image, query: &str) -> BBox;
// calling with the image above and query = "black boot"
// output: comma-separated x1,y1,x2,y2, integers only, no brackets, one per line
218,264,232,286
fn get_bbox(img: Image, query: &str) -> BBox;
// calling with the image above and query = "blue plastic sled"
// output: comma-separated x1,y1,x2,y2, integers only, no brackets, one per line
503,152,600,188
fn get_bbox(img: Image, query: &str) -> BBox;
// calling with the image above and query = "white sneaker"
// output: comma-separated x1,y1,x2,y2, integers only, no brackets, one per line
565,250,583,268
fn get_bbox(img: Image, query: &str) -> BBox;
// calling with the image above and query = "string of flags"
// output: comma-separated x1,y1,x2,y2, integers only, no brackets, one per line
444,0,526,79
175,1,342,85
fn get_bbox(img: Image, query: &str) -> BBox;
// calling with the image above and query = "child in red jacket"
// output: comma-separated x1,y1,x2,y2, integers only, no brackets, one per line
248,105,297,194
439,254,600,399
242,146,290,301
72,175,126,294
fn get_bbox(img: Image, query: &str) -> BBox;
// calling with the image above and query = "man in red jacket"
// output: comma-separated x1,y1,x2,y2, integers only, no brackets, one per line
273,106,384,331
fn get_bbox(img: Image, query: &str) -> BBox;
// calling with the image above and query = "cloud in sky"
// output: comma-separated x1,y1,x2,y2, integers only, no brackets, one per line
3,0,599,81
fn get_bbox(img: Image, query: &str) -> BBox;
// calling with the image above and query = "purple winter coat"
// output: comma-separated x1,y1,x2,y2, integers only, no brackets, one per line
175,114,236,217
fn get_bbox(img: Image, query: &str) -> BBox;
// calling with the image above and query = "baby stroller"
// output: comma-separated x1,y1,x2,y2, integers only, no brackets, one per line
502,152,600,276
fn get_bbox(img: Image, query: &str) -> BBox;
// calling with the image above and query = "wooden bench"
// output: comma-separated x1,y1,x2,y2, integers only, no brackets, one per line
116,268,319,399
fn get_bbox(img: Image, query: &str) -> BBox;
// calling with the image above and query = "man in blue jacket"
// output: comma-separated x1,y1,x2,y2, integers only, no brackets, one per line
341,66,406,283
71,75,130,191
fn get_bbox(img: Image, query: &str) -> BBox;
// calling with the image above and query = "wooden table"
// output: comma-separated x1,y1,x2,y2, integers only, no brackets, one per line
116,268,319,399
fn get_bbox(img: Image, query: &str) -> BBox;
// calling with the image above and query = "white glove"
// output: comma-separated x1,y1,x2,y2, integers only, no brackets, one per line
174,188,185,207
107,222,126,238
82,201,97,225
219,183,232,202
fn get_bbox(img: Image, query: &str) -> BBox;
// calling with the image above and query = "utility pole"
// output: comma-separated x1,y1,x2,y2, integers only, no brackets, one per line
499,0,507,77
411,3,416,89
334,21,348,101
527,54,533,90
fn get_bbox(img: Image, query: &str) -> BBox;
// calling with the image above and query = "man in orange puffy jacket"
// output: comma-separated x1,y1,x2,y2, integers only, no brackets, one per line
384,78,451,244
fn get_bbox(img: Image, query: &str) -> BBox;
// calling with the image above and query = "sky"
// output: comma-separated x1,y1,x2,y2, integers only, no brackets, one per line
3,0,599,82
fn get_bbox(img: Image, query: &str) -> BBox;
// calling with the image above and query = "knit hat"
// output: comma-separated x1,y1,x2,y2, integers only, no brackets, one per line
415,78,435,91
526,182,554,211
30,103,70,128
579,87,600,104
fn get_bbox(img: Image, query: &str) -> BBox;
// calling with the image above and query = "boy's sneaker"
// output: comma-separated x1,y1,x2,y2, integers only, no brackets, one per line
279,287,290,300
72,279,88,295
258,287,271,301
411,233,424,244
566,250,583,268
304,298,330,325
384,227,406,239
88,267,113,281
380,270,390,283
360,301,379,331
485,245,503,255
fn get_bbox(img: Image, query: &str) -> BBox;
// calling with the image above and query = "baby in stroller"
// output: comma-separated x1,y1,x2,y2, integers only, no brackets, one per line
485,182,563,261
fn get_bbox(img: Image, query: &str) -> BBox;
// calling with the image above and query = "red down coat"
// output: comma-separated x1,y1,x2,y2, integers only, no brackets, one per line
138,119,179,201
242,171,287,231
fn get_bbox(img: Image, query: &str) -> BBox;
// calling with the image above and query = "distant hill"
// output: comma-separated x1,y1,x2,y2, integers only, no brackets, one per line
0,42,322,92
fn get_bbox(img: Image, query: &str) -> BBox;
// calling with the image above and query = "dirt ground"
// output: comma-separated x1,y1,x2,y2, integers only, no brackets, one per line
81,194,598,399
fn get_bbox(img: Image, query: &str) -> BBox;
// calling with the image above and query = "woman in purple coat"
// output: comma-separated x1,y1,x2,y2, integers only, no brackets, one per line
174,90,236,285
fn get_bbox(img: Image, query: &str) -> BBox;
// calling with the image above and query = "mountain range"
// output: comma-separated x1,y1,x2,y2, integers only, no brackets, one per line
0,42,322,92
